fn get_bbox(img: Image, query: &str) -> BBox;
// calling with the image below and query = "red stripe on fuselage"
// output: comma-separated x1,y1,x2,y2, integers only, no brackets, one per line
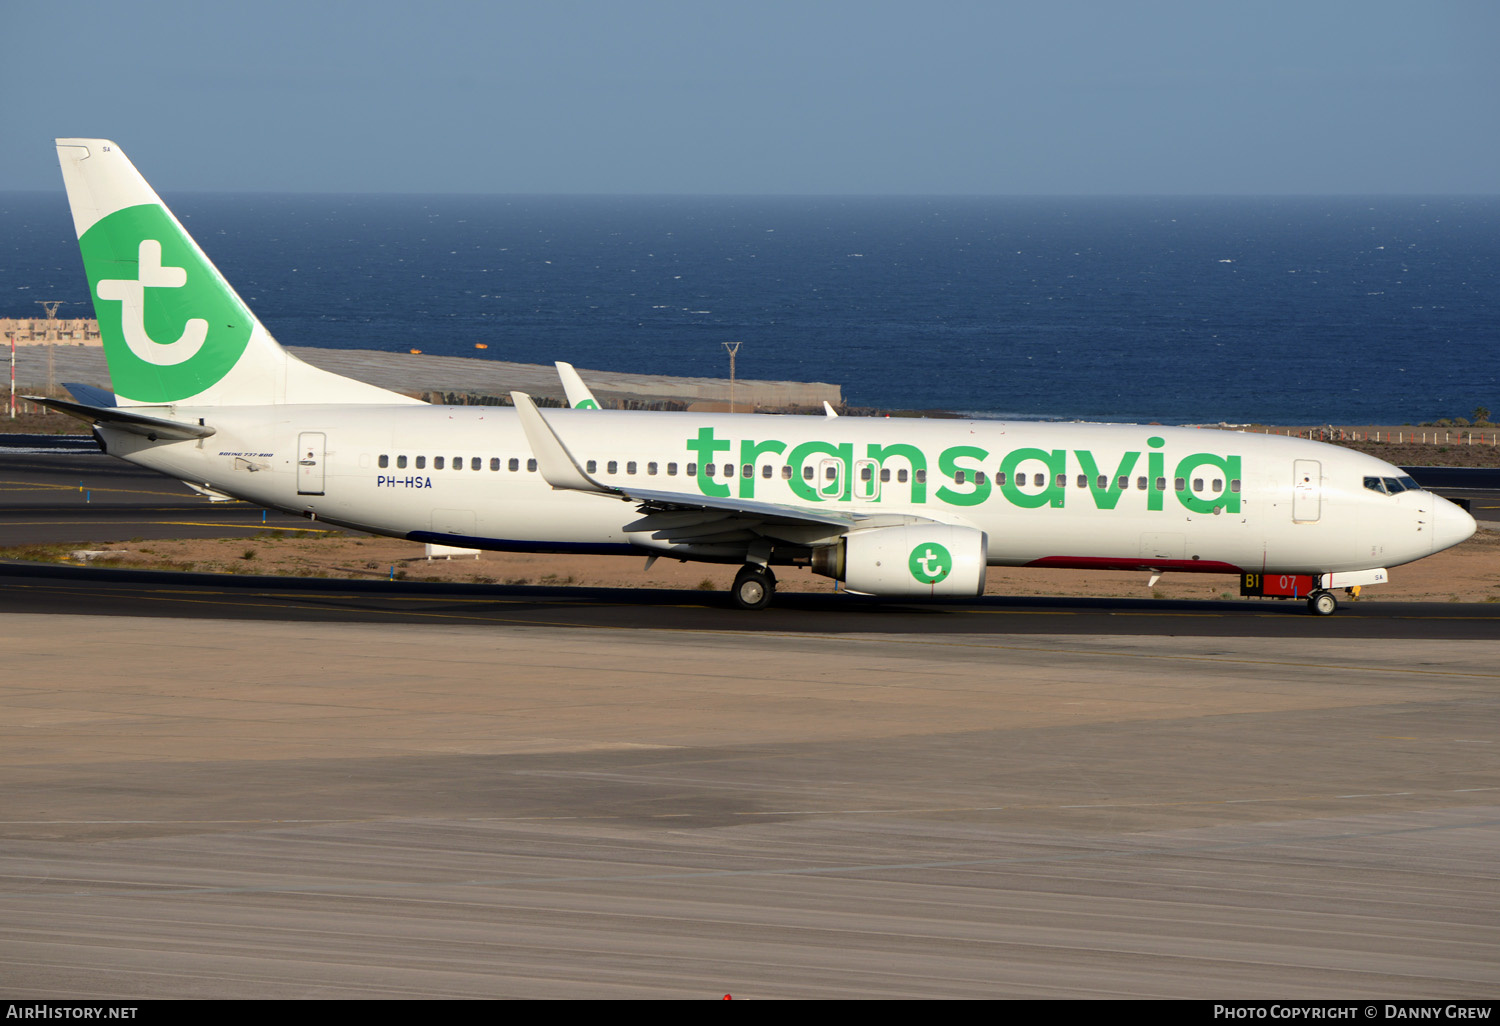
1023,556,1243,574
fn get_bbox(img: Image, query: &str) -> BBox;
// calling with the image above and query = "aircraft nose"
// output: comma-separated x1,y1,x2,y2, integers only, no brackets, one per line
1431,495,1477,554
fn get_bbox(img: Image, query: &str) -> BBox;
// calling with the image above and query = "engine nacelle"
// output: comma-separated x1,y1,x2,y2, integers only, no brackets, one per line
813,524,988,597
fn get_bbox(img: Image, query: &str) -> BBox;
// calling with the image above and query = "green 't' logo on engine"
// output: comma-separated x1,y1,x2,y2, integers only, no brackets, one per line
80,204,252,403
908,542,952,584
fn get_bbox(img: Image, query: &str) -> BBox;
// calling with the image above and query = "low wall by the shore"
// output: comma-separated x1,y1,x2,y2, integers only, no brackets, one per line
8,344,842,411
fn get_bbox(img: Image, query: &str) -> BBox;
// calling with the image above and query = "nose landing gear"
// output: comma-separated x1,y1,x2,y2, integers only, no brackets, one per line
1307,590,1338,616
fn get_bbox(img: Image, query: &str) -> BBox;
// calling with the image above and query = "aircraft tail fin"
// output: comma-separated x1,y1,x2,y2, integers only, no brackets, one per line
54,139,421,408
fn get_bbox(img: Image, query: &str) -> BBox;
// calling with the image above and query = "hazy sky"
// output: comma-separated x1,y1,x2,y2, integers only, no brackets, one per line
5,1,1496,194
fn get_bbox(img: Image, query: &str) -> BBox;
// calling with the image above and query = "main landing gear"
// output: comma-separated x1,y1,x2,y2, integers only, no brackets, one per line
1307,590,1338,616
732,564,776,610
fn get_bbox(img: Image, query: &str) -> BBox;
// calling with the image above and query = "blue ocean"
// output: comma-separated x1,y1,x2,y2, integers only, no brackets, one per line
4,192,1496,424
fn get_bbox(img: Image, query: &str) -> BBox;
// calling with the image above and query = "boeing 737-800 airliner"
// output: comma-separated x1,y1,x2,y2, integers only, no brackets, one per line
37,140,1476,612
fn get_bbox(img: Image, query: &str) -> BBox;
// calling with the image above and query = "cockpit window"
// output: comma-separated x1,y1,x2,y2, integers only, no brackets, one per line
1365,475,1425,496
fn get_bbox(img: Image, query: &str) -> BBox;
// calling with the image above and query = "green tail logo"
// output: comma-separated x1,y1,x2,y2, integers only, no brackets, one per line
80,204,252,403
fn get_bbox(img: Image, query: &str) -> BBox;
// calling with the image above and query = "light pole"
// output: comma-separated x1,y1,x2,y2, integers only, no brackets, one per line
723,340,741,412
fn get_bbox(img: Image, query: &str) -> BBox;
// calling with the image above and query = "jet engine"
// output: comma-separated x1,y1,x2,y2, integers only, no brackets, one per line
812,524,987,597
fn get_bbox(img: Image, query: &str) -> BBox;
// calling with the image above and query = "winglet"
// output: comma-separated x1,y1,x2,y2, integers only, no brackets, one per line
555,362,602,409
823,401,839,418
510,391,615,494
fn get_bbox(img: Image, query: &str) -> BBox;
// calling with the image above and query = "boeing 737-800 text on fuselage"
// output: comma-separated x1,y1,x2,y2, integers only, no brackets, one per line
38,140,1476,613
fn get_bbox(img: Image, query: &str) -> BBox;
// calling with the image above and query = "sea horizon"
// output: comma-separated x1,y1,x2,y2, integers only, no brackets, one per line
5,192,1496,425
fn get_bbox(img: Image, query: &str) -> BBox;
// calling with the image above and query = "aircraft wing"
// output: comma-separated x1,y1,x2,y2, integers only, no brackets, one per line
510,391,933,543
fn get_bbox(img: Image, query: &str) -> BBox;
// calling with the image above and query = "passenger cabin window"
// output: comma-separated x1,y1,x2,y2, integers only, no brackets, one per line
527,459,537,472
378,455,389,468
1174,477,1185,491
953,470,966,485
626,461,637,475
1118,476,1129,489
667,462,678,476
1137,476,1148,490
586,460,597,473
490,458,500,471
648,462,658,476
508,458,519,472
608,460,619,474
416,456,426,469
687,463,697,477
434,457,445,470
472,457,481,471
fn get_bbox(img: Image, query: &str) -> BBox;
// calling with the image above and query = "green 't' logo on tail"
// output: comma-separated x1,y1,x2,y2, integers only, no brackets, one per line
80,204,252,403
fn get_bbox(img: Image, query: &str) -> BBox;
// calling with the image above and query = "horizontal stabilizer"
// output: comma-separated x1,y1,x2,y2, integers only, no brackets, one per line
63,382,117,408
24,395,215,440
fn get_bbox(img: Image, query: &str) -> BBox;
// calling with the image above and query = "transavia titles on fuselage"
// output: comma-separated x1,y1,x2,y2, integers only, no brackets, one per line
37,139,1475,612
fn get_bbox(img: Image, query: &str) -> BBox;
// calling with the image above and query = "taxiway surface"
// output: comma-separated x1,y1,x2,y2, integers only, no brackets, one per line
2,618,1496,998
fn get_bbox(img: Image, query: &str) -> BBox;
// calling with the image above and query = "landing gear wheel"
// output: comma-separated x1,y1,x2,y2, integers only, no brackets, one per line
1308,590,1338,616
732,565,776,610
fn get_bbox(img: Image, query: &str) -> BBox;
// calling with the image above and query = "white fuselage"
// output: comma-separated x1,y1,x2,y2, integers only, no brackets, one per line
99,404,1472,576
